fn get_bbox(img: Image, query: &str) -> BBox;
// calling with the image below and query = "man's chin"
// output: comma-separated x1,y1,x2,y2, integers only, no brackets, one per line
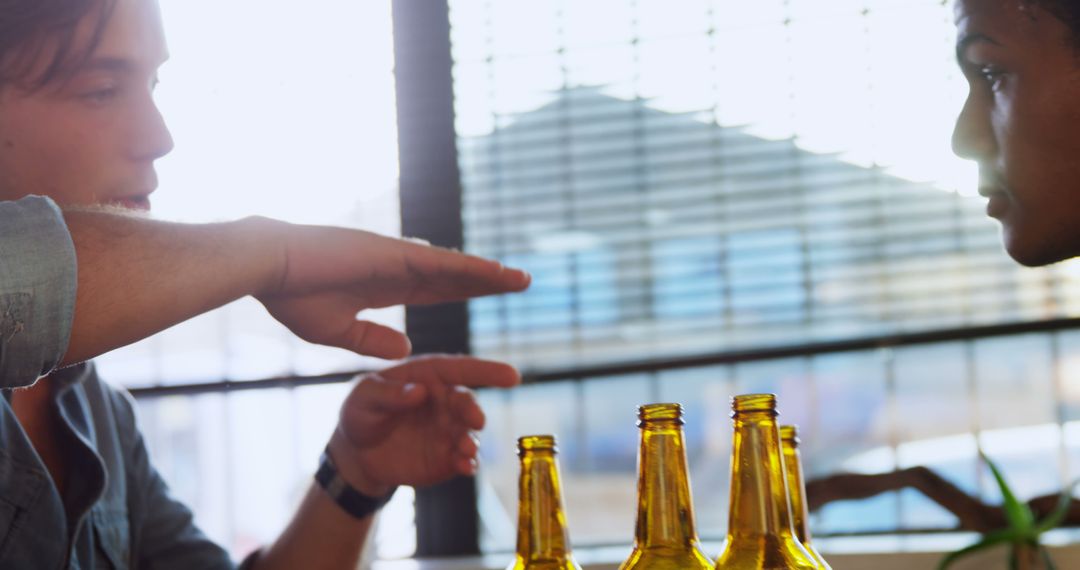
1001,228,1077,267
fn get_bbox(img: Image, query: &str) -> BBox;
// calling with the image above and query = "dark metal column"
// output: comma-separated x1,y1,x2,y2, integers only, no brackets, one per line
390,0,478,557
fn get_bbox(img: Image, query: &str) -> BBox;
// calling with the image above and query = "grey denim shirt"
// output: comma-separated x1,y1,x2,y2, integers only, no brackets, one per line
0,363,248,569
0,197,253,569
0,196,76,390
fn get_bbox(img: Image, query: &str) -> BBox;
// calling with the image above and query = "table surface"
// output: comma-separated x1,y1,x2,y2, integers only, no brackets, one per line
372,531,1080,570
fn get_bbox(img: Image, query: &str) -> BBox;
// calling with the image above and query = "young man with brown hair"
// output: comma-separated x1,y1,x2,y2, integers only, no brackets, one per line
0,0,530,568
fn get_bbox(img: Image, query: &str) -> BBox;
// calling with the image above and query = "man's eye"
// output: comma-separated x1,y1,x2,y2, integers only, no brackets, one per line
80,87,119,104
979,67,1006,90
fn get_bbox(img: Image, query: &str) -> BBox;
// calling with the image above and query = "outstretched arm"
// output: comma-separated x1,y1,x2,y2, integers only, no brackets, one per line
62,210,277,365
61,210,529,365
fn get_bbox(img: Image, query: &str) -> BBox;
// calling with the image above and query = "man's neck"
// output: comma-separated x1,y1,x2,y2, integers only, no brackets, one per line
9,377,70,499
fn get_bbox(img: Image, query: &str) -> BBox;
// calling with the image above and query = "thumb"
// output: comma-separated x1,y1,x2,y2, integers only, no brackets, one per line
340,375,428,446
338,320,412,360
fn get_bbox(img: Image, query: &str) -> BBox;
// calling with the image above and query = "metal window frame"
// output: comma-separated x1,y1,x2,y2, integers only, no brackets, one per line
390,0,479,556
128,315,1080,400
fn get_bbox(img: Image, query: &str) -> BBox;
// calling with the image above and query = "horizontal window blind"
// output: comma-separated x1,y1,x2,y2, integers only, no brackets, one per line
442,0,1080,551
449,0,1080,371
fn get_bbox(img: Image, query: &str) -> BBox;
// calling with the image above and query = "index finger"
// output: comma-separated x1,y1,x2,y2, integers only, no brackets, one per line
395,239,532,303
380,355,522,389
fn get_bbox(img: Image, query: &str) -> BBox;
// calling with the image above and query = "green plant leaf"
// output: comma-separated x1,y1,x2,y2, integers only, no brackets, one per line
937,529,1019,570
982,451,1036,532
1035,476,1080,534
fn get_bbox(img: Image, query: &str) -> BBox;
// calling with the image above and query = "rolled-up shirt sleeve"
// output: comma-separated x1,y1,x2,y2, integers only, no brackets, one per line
0,196,77,389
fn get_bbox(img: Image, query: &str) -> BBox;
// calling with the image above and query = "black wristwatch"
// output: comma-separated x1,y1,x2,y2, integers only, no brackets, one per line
315,446,397,520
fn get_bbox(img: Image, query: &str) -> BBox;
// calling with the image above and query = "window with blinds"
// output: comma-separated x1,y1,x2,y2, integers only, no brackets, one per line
447,0,1080,552
451,0,1080,372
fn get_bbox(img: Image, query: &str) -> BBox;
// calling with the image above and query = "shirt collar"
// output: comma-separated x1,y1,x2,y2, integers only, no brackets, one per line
46,361,94,397
0,362,92,401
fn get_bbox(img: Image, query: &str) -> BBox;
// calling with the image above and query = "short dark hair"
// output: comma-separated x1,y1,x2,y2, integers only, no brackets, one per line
0,0,116,90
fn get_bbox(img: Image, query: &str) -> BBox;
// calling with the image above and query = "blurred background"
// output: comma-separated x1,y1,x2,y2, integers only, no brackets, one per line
108,0,1080,562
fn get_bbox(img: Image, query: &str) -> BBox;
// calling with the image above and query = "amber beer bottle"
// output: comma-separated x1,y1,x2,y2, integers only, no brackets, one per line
507,435,582,570
620,403,713,570
779,426,831,570
715,394,819,569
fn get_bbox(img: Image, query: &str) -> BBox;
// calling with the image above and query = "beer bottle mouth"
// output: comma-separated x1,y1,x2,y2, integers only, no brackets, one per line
518,435,558,455
637,402,685,426
780,424,801,444
731,393,778,416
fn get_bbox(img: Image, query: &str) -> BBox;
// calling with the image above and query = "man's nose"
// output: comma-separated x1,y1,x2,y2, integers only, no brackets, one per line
951,92,996,162
132,96,175,162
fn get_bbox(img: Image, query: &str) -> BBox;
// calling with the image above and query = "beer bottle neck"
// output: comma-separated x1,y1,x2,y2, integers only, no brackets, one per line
782,437,814,544
727,411,797,541
516,450,571,561
634,420,699,549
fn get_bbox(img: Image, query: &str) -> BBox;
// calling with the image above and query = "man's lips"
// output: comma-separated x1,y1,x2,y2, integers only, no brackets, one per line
108,195,152,211
978,184,1012,219
977,170,1011,218
985,193,1009,219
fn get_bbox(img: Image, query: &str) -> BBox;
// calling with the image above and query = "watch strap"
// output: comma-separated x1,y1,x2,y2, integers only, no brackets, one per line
315,446,397,520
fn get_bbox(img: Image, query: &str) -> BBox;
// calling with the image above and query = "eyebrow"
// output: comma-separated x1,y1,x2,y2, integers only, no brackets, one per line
78,56,136,74
955,33,1002,64
78,53,170,75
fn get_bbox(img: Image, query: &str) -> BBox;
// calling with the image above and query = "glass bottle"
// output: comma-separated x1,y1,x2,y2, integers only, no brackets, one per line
779,425,831,570
507,435,582,570
715,394,819,569
620,403,714,570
